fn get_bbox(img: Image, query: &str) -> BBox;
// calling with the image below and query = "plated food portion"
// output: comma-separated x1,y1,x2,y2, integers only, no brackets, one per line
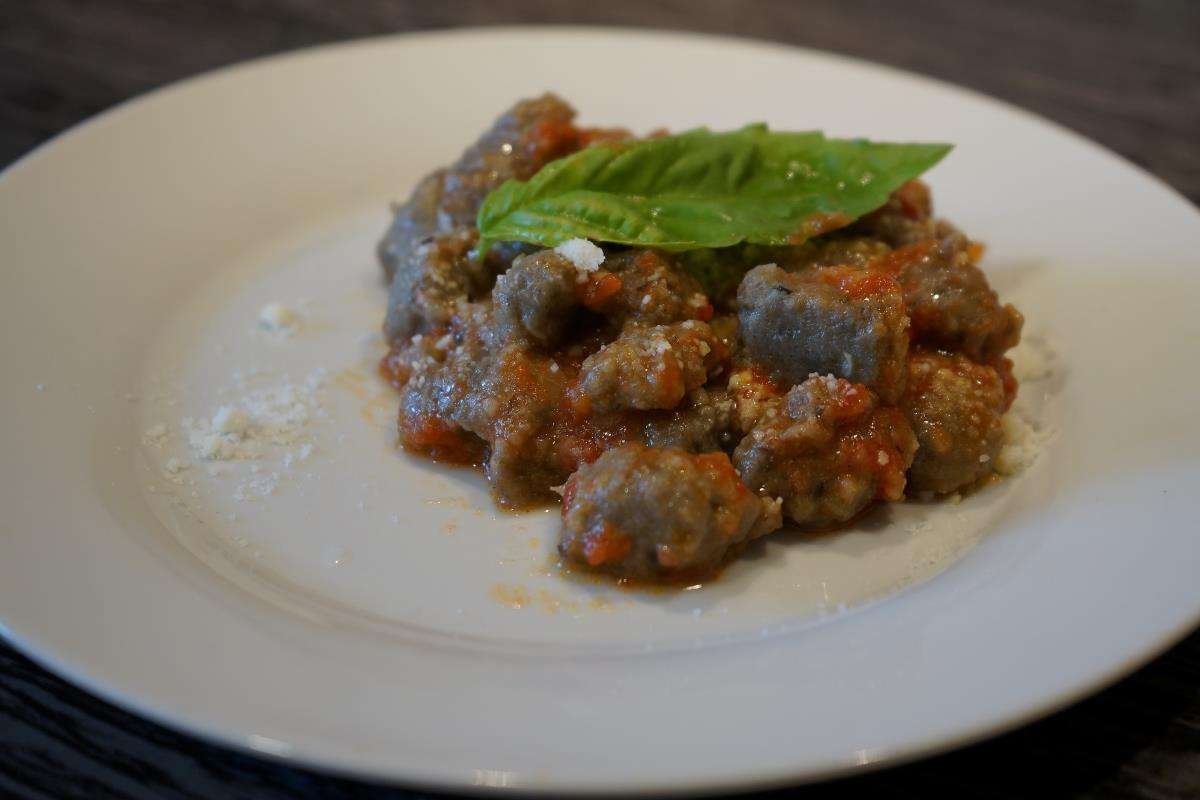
378,94,1024,581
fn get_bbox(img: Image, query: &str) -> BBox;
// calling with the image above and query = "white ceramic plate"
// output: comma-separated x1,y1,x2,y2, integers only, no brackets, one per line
2,27,1198,795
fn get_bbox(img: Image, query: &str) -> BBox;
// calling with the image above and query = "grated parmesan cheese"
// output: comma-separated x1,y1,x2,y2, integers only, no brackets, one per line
234,471,280,501
1009,335,1056,383
554,238,605,272
186,376,322,463
995,412,1051,476
212,406,250,435
142,423,169,446
994,336,1057,476
807,372,841,393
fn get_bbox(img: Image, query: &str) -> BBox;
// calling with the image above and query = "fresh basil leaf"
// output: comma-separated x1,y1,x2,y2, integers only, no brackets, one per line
476,124,951,255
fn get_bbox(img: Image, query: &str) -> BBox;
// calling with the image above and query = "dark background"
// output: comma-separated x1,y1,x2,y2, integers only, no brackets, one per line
2,2,1198,798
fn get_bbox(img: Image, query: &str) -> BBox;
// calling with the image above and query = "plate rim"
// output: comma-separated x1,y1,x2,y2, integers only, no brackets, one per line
6,25,1198,217
4,593,1195,797
1,25,1199,795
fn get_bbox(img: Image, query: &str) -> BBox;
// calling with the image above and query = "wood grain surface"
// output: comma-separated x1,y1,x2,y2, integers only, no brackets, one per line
2,2,1198,798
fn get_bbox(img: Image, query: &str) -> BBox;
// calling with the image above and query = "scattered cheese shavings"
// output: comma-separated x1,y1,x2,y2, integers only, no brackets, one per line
212,406,250,435
163,457,188,474
142,423,169,446
554,238,605,272
186,379,320,462
234,471,280,501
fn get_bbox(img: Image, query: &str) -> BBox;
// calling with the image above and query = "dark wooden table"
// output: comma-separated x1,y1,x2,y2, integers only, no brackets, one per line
3,2,1198,797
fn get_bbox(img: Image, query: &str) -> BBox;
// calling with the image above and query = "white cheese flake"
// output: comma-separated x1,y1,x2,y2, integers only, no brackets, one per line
808,372,840,393
211,406,250,436
554,238,605,272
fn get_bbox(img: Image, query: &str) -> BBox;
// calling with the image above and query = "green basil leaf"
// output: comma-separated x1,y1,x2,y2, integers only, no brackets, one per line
476,124,951,255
